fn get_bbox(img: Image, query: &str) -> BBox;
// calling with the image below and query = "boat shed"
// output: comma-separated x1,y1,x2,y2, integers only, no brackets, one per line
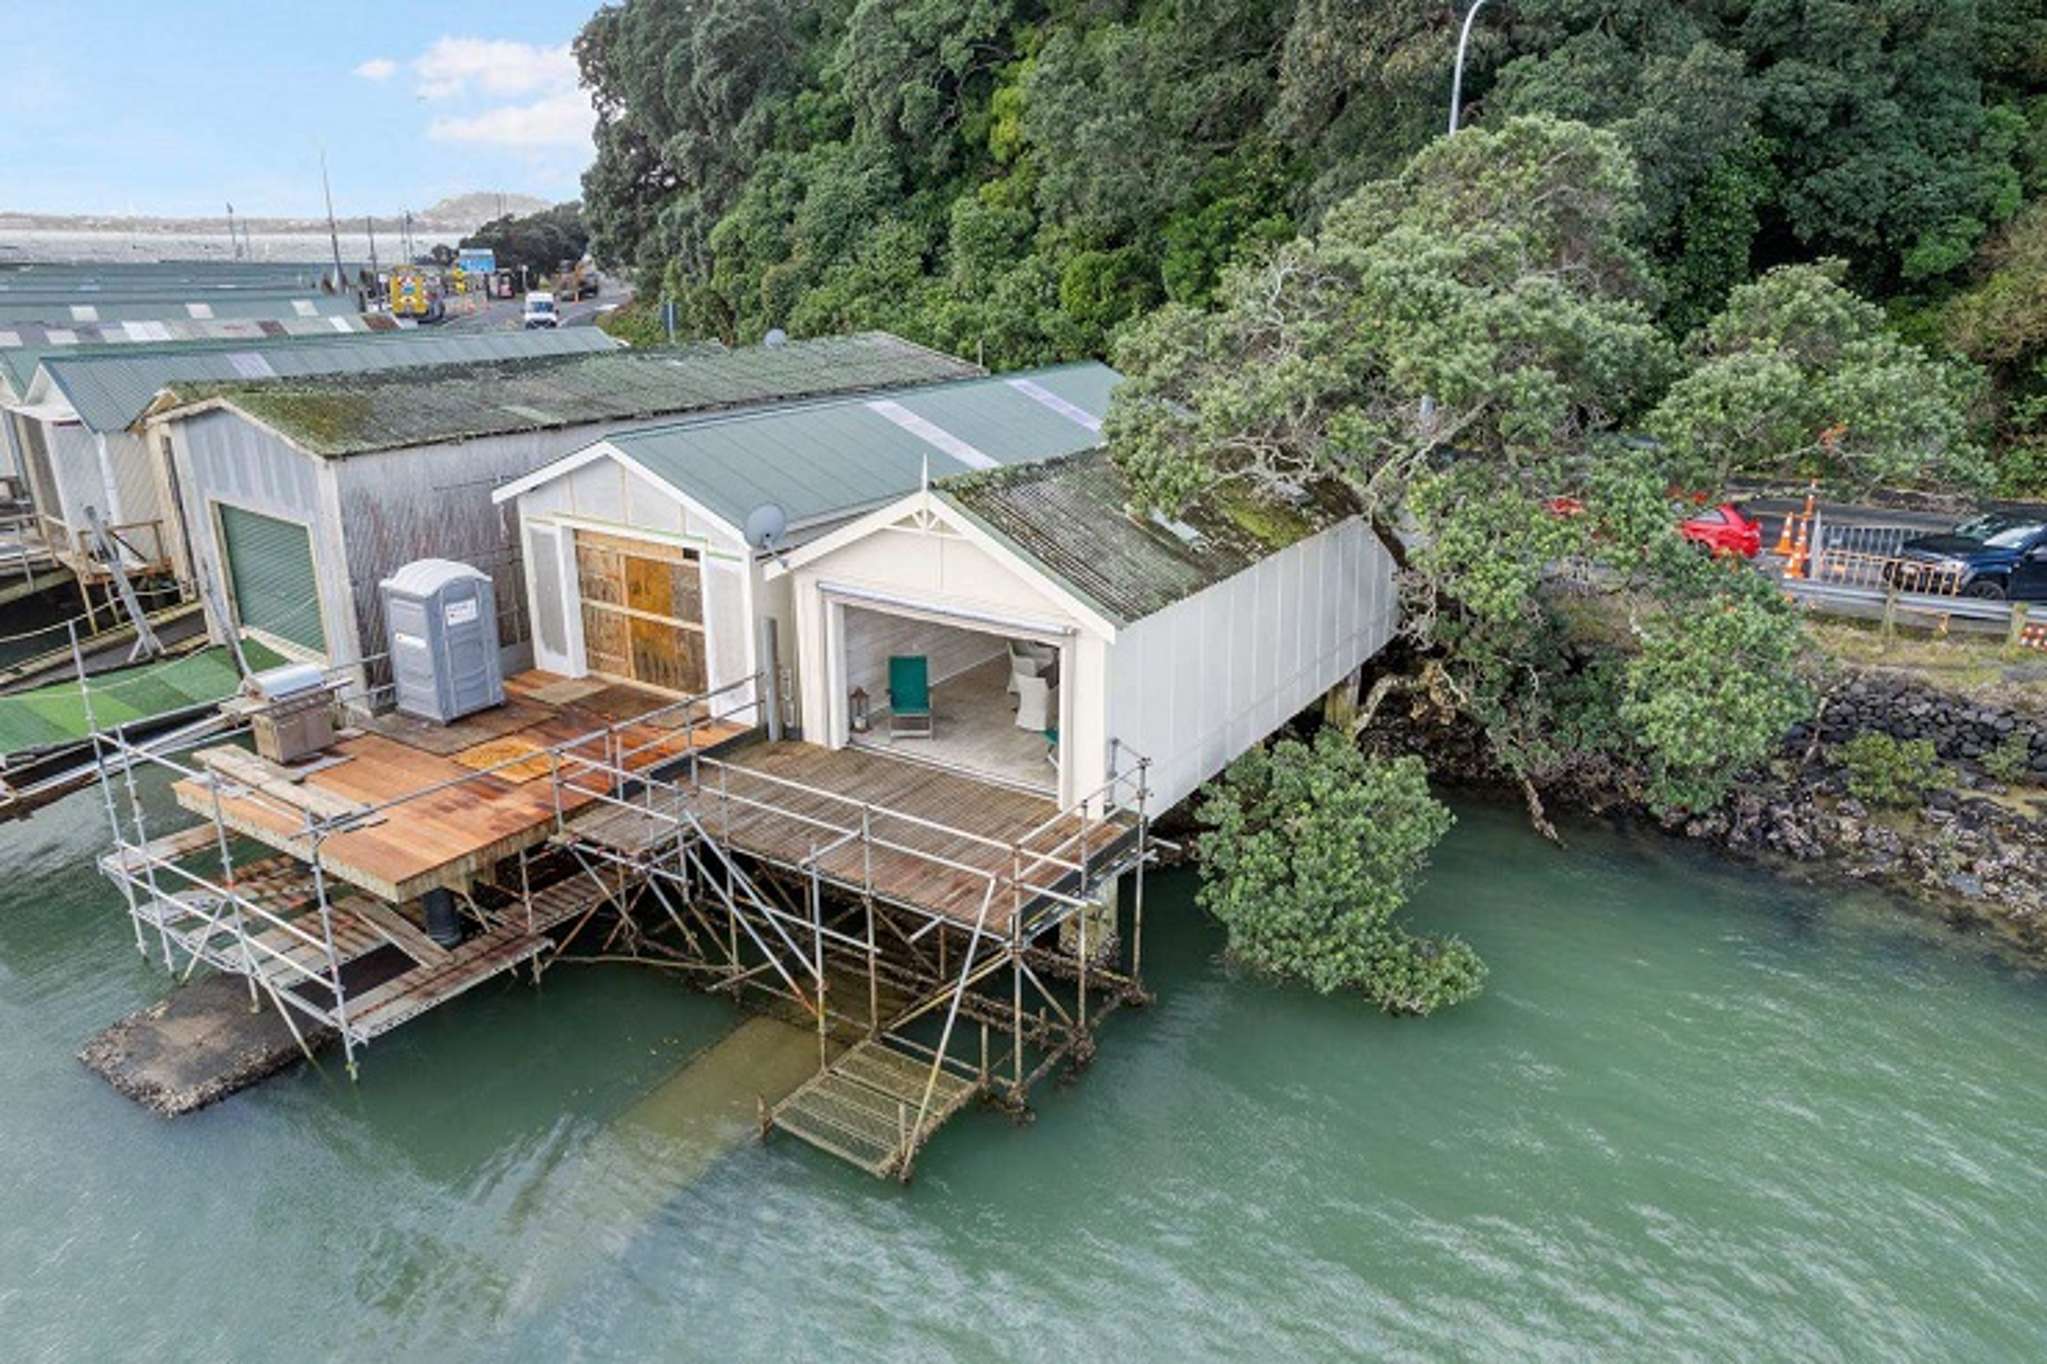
152,334,983,675
767,449,1400,810
0,314,387,479
4,327,618,577
490,362,1118,740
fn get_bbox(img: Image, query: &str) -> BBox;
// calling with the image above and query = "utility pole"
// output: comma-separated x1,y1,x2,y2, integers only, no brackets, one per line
365,215,380,297
320,149,346,292
226,202,239,259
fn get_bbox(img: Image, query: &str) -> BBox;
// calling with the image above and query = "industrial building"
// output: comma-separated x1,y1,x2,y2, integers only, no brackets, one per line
3,327,617,581
146,335,980,674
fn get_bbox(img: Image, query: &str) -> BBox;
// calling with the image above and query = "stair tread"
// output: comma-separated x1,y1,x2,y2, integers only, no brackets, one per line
771,1038,983,1178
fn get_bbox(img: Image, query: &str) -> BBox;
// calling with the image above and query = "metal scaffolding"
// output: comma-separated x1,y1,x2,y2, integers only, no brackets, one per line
89,660,1159,1177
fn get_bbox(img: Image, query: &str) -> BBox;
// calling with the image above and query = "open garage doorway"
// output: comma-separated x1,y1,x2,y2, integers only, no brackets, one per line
838,603,1065,795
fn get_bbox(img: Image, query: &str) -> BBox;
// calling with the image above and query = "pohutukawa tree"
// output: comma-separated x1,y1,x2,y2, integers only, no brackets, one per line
1195,732,1477,1016
1112,116,1819,840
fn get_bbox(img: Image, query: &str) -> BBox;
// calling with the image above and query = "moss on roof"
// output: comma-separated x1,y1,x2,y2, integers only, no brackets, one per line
163,332,981,457
937,449,1358,626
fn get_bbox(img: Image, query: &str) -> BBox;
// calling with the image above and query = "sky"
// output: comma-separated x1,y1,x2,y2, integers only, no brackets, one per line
0,0,607,218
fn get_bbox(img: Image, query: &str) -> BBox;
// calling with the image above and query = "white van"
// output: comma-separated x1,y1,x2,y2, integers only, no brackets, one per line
521,292,559,329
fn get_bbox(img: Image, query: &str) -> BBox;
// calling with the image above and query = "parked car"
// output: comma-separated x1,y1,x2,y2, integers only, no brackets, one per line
1891,513,2047,599
1545,498,1761,558
521,292,560,329
1679,503,1762,558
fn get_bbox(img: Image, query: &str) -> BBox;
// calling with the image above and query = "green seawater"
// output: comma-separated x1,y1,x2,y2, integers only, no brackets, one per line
3,772,2045,1360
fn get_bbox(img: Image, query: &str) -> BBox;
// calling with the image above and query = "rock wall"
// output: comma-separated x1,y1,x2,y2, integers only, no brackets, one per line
1357,661,2047,960
1799,675,2047,772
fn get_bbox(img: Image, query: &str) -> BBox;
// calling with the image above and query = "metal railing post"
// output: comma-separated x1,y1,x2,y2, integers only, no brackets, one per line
306,822,355,1079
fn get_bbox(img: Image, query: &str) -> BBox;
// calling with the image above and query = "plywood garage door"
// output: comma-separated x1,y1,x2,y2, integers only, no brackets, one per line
218,503,324,654
573,530,706,694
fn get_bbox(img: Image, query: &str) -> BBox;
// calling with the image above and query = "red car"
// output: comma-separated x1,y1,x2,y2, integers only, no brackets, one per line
1680,504,1762,558
1545,498,1762,558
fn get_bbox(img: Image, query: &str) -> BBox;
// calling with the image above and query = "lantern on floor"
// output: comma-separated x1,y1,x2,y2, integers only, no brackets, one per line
849,686,871,733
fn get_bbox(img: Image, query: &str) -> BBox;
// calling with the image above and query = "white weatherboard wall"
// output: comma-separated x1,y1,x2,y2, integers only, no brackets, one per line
1104,517,1398,813
511,451,759,714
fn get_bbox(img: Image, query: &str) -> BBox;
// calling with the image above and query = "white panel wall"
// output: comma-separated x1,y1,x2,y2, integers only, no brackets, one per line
46,423,106,532
789,504,1111,806
1105,518,1398,815
103,429,162,529
842,608,1007,704
512,452,755,716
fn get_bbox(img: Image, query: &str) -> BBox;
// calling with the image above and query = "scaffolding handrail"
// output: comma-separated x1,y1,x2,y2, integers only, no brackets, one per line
563,753,1101,921
682,751,1093,875
103,853,342,990
1007,739,1151,899
90,719,355,838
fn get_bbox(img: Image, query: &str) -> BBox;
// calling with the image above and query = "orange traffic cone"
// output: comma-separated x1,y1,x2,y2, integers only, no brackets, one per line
1772,512,1795,558
1785,514,1810,579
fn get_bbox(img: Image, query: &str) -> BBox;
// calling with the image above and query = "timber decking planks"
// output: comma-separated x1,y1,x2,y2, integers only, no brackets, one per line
689,743,1131,931
96,823,226,877
170,670,740,904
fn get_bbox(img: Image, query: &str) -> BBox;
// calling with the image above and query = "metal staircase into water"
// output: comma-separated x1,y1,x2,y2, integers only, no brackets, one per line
771,1036,982,1178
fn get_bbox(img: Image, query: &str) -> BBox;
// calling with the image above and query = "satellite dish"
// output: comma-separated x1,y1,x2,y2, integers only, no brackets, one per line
763,327,788,348
745,502,788,552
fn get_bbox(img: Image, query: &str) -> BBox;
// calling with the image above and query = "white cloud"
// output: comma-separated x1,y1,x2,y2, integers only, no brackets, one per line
352,56,397,81
427,90,595,149
412,37,577,101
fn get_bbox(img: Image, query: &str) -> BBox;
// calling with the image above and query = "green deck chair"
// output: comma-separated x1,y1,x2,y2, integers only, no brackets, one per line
887,655,933,738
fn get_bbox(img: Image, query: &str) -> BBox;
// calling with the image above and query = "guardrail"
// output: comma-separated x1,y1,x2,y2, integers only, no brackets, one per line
1781,576,2037,641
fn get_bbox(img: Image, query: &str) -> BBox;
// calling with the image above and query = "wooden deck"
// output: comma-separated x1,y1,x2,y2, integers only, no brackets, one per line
579,742,1133,933
173,670,742,904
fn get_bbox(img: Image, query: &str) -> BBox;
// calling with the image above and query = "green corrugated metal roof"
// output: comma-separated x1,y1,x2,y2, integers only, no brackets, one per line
0,262,338,290
174,333,983,457
0,293,358,324
937,448,1357,626
46,327,618,432
604,361,1118,533
0,640,284,756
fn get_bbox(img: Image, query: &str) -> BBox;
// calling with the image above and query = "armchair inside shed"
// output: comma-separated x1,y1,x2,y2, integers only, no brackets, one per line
841,604,1063,794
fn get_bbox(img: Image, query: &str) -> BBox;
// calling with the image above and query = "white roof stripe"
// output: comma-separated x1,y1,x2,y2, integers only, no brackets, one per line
864,398,998,470
1005,376,1102,433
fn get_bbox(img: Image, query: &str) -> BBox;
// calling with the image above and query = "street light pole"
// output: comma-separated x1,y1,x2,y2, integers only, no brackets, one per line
1422,0,1495,437
1448,0,1493,135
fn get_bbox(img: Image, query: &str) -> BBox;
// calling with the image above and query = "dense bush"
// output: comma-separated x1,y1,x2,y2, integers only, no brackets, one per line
1840,733,1944,808
1194,729,1481,1016
575,0,2047,383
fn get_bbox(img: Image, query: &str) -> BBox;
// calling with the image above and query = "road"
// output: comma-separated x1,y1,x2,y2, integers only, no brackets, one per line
1740,496,2047,554
431,277,629,333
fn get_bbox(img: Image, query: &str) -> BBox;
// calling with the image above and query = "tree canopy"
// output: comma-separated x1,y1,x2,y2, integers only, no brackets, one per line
577,0,2045,354
1111,117,1823,824
459,202,591,277
1196,731,1478,1014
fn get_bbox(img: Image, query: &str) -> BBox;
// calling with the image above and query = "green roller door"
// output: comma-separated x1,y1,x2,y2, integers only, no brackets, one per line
218,504,324,654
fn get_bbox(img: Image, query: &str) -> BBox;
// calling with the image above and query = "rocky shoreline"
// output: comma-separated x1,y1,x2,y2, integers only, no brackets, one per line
1362,668,2047,962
